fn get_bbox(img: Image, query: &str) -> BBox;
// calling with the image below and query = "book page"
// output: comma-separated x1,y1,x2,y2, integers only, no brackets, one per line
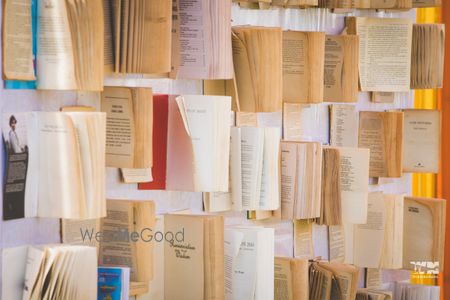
99,201,138,280
140,0,171,73
294,220,314,259
65,112,106,219
101,87,135,168
352,17,412,92
36,0,76,90
3,0,35,80
358,112,386,177
280,142,297,219
329,225,345,263
274,258,293,300
120,168,153,183
225,228,259,300
283,31,324,103
283,103,329,143
353,192,386,268
176,95,231,192
402,198,445,270
61,218,100,246
31,113,85,218
103,0,114,73
324,35,358,102
241,127,264,210
330,104,359,147
259,128,281,210
165,215,205,300
338,147,370,224
402,110,440,173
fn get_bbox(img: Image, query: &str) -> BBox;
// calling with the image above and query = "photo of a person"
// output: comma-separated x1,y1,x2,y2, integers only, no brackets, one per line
8,115,24,153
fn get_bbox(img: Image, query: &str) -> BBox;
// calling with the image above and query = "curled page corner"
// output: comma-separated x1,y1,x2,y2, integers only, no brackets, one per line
175,96,191,136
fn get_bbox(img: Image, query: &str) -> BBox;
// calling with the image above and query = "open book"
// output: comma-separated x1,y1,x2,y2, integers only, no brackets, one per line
334,193,446,270
176,95,231,191
346,17,413,92
138,95,231,192
175,0,233,79
101,87,153,169
204,126,281,212
402,109,440,173
358,111,404,178
282,31,325,104
165,214,224,300
3,0,104,90
281,141,322,220
410,24,445,89
2,112,106,220
309,261,359,300
225,226,274,300
106,0,172,74
324,35,359,103
357,289,392,300
1,245,97,300
232,26,283,112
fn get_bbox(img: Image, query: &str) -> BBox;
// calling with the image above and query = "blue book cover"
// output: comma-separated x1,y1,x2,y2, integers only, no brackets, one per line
4,0,37,90
98,268,123,300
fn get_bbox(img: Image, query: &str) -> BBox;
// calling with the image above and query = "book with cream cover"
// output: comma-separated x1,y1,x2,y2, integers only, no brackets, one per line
165,214,224,300
402,109,440,173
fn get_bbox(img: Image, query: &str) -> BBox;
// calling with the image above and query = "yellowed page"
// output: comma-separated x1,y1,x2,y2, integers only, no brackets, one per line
36,0,77,90
294,220,314,259
353,192,385,268
274,258,294,300
337,147,370,224
165,215,205,300
103,0,114,73
352,17,412,92
402,197,445,271
33,113,85,219
358,112,386,177
2,0,35,80
101,87,135,168
98,200,138,279
283,31,325,103
329,225,345,263
330,104,359,147
61,218,100,247
324,35,359,102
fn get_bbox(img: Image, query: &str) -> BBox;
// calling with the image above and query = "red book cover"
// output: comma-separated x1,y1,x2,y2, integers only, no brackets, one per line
138,94,168,190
